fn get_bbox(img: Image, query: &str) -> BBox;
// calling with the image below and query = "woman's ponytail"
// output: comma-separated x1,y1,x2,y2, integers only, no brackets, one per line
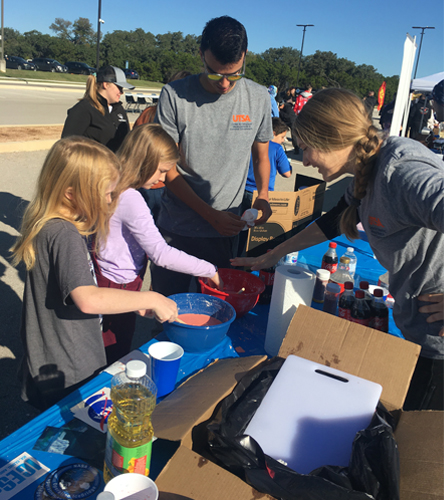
340,125,381,240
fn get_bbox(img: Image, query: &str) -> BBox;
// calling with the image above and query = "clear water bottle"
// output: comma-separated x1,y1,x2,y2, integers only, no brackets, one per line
343,247,357,278
330,256,353,293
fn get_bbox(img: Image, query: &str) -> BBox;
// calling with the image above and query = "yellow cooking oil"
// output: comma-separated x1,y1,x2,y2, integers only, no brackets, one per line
103,360,157,483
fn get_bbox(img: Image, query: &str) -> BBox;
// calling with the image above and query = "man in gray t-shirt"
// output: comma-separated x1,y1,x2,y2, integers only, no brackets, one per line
152,16,273,296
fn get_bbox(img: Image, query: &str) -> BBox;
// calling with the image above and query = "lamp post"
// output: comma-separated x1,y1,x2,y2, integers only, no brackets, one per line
1,0,5,73
96,0,105,71
412,26,434,79
295,24,314,90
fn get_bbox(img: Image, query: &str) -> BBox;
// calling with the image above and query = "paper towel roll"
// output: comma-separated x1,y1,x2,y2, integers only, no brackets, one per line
265,265,315,356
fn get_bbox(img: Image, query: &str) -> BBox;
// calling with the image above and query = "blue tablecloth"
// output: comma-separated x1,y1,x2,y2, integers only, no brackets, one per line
0,235,401,498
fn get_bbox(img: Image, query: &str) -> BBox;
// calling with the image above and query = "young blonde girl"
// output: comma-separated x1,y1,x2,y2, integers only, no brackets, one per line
94,124,221,364
12,136,178,410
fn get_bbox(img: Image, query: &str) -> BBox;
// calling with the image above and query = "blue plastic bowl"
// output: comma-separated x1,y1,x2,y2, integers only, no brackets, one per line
163,293,236,352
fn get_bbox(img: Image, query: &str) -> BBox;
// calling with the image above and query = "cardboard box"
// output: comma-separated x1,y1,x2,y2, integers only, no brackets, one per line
153,306,444,500
246,174,326,257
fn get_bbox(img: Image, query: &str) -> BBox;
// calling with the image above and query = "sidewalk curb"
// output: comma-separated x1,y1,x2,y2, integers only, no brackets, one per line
0,140,57,153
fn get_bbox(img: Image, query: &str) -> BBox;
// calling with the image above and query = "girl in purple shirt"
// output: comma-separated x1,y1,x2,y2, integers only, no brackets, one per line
95,124,221,364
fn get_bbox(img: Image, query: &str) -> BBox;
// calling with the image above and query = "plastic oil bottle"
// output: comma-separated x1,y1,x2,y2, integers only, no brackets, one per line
103,360,157,483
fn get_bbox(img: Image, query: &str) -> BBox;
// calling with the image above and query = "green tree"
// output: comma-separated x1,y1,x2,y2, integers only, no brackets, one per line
49,18,72,41
72,18,96,46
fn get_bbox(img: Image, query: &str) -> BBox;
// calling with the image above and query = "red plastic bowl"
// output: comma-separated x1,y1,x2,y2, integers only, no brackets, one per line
199,268,265,318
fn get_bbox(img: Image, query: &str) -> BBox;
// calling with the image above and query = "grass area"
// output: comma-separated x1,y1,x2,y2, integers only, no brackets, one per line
1,69,164,90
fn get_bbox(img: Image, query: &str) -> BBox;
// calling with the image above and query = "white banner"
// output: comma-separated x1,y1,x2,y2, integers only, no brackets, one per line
390,34,417,137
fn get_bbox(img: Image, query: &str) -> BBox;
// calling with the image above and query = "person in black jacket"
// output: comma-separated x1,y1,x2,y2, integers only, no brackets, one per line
278,100,299,152
62,66,134,152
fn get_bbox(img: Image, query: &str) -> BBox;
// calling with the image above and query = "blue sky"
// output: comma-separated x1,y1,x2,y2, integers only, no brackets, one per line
4,0,443,78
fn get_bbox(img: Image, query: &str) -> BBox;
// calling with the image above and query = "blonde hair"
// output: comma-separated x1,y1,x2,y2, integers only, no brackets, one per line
115,123,179,193
84,75,106,115
11,136,120,270
293,88,382,240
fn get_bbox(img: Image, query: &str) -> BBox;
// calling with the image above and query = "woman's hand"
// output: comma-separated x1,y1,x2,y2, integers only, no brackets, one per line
418,293,444,336
208,271,224,291
231,250,281,272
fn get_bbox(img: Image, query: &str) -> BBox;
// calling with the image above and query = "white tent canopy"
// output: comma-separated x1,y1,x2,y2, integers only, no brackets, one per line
411,71,444,93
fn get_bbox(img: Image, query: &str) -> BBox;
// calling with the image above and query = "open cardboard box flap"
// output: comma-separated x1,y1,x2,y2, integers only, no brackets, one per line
154,306,443,500
156,446,263,500
152,356,266,447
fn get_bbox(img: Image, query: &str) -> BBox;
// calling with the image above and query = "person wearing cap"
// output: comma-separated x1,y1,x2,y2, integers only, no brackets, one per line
150,16,272,297
62,66,134,153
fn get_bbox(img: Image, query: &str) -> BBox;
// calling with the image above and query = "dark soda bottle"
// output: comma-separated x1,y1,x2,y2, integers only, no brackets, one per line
321,242,338,274
259,251,276,305
322,282,340,315
350,289,372,327
338,281,355,321
372,288,389,332
359,281,374,324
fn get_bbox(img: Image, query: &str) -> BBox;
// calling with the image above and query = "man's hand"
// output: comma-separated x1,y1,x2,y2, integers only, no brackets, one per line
252,197,272,226
418,293,444,336
209,210,245,236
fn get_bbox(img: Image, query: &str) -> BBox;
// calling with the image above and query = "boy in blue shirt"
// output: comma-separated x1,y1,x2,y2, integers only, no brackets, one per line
238,118,292,255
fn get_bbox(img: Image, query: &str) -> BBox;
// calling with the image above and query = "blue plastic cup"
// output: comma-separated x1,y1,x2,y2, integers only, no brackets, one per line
148,341,184,398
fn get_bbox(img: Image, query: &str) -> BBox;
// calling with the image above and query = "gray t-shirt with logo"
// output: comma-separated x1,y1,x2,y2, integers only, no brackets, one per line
155,74,273,237
20,219,106,401
346,137,444,359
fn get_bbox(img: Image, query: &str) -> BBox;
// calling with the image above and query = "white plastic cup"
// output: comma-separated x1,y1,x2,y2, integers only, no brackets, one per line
104,473,158,500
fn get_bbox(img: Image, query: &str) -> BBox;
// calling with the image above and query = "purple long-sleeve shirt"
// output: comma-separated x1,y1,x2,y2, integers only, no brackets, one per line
97,188,217,284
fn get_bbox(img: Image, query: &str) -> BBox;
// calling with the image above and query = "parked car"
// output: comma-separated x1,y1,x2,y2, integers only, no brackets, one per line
124,68,139,80
4,55,36,71
65,61,96,76
32,58,66,73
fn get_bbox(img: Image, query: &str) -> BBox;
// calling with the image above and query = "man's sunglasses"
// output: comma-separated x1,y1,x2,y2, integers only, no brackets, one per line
203,56,246,82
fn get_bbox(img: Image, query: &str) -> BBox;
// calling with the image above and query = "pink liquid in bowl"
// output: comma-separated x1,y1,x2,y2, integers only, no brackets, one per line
177,313,222,326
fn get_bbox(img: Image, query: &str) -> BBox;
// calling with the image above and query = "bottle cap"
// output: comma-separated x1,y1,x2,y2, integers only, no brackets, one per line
355,290,365,299
346,247,354,253
340,256,350,264
344,281,354,289
316,269,330,280
359,281,369,290
373,288,384,297
326,282,341,294
97,493,115,500
126,360,147,378
329,242,337,248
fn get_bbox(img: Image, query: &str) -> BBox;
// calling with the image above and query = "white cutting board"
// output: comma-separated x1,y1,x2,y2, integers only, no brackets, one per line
244,355,382,474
